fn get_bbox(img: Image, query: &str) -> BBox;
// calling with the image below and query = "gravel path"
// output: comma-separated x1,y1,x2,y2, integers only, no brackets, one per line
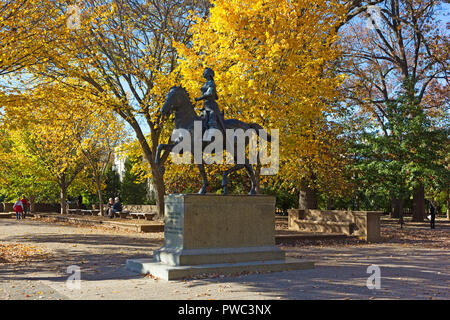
0,218,449,300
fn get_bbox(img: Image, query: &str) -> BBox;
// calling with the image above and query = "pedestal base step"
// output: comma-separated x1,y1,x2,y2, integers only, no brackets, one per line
126,258,314,281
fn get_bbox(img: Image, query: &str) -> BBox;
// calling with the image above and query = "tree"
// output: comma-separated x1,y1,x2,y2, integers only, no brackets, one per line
175,0,349,203
349,88,449,220
0,0,64,76
103,164,121,203
72,109,127,215
120,157,149,205
0,128,60,208
1,83,88,214
22,0,210,218
339,0,449,220
23,124,84,214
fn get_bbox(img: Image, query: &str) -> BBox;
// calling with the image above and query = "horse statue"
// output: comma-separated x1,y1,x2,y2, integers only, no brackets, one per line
155,86,271,195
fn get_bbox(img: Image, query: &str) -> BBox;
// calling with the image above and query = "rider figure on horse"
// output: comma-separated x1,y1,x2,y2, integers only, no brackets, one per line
195,68,226,134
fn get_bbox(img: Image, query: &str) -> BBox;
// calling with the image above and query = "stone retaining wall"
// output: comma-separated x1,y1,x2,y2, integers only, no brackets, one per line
2,202,158,213
33,203,61,212
288,209,382,242
2,202,60,212
1,203,13,212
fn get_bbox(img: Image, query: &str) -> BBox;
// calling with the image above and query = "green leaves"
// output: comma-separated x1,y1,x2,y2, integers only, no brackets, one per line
350,88,449,204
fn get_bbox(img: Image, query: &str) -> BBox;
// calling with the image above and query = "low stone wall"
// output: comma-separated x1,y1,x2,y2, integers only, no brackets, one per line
2,202,62,213
290,220,354,235
288,209,382,242
1,203,13,212
304,209,355,222
33,203,61,212
2,202,158,213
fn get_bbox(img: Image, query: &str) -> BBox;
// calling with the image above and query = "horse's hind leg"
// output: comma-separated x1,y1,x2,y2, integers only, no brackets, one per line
197,164,208,194
222,164,244,195
245,164,257,195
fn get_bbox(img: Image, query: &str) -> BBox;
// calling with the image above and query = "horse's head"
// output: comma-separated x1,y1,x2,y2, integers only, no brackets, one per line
161,86,186,119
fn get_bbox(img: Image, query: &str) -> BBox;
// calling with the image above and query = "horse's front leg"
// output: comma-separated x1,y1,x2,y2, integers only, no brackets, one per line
155,143,173,165
222,164,245,195
245,164,257,195
197,163,208,194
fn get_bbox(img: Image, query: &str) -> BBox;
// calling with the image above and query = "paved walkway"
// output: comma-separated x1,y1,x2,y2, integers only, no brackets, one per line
0,218,449,300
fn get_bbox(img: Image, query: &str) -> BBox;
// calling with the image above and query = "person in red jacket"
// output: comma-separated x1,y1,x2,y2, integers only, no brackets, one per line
20,196,29,219
13,199,23,220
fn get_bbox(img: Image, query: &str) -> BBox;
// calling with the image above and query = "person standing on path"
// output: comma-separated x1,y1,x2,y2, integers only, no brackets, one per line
20,196,29,219
13,198,23,220
429,200,436,229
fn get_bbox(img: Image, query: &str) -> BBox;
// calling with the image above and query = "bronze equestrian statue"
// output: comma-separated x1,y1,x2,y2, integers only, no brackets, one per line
155,68,271,195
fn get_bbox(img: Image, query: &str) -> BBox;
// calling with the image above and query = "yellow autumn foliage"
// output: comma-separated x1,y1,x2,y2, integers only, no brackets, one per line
170,0,349,193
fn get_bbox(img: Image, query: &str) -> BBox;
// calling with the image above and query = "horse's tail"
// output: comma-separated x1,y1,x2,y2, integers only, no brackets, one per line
249,123,272,141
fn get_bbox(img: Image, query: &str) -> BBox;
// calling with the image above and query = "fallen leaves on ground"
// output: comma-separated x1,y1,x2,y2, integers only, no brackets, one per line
0,242,52,264
380,219,450,250
276,217,449,250
31,216,164,240
143,273,160,281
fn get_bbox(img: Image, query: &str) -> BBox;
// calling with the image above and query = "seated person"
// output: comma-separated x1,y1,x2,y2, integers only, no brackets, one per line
108,197,122,218
105,198,114,216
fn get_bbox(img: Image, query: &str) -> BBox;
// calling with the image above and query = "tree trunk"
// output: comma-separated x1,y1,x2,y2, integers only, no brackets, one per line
298,181,318,210
353,173,360,211
60,175,68,215
326,197,332,210
412,184,425,222
129,118,166,218
391,198,403,218
95,177,104,216
446,191,449,220
57,164,82,215
151,165,165,220
28,195,35,213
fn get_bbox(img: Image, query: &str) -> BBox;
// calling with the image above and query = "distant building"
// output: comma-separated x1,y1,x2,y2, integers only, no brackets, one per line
112,151,156,203
112,153,126,182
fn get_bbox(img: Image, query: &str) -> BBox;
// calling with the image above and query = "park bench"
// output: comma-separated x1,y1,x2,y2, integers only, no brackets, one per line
68,209,80,215
112,210,129,219
80,210,90,216
80,209,100,216
129,212,156,221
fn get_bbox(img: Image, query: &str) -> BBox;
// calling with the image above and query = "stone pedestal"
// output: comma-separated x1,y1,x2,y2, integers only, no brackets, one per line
126,194,314,280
